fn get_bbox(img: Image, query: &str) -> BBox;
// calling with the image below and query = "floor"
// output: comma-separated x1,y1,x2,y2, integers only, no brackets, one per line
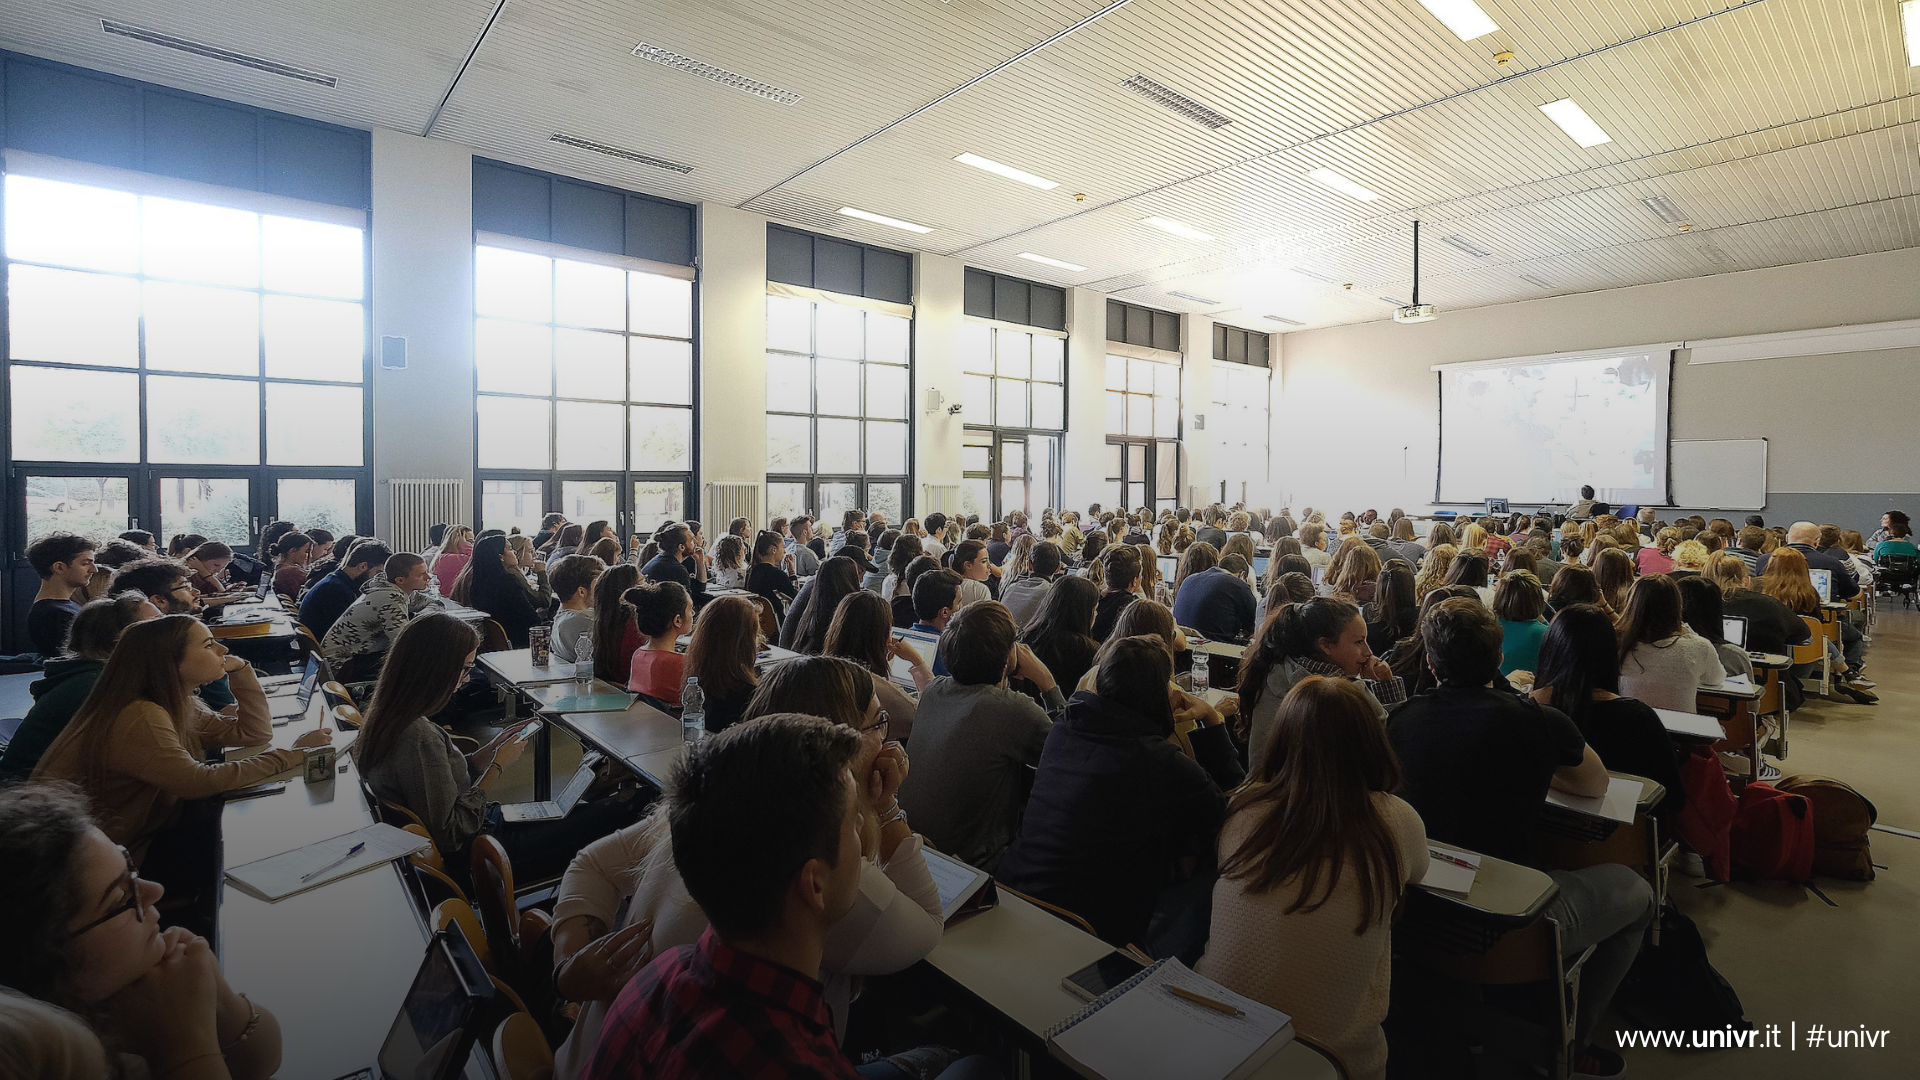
1627,602,1919,1079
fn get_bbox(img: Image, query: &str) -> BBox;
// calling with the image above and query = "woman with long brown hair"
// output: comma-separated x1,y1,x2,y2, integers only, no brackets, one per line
1708,551,1809,657
825,590,928,741
682,595,761,734
1197,677,1426,1080
590,563,643,685
1614,575,1724,712
356,613,630,880
1757,547,1872,701
1548,564,1608,618
779,555,863,655
34,616,329,861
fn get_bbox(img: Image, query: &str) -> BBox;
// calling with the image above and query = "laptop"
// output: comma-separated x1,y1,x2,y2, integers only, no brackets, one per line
1722,615,1749,650
1809,568,1833,603
1485,497,1510,515
329,928,494,1080
497,760,596,824
268,655,322,721
1311,563,1326,586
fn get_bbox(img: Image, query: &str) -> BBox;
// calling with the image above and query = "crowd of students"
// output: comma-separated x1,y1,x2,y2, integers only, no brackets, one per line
2,499,1903,1080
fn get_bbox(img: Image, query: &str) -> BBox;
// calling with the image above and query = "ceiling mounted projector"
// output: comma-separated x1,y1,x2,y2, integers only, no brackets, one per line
1395,220,1438,324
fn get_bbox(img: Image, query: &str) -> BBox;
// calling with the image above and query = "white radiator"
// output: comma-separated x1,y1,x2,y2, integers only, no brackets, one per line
703,481,762,528
921,484,963,517
387,479,464,553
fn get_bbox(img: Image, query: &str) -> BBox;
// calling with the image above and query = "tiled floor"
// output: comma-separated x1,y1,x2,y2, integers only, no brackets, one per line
1631,603,1918,1079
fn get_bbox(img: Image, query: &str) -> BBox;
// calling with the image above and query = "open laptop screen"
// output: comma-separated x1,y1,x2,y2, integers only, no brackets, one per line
1808,568,1832,603
1722,615,1749,650
377,930,492,1080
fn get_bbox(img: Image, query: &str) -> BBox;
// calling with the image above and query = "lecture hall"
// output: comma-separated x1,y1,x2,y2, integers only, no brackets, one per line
1,2,1917,1079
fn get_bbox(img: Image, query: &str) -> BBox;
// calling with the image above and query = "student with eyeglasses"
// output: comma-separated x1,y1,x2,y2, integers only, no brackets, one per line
0,782,288,1080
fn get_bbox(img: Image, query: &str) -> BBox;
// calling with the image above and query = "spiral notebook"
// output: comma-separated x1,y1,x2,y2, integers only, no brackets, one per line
1044,957,1293,1080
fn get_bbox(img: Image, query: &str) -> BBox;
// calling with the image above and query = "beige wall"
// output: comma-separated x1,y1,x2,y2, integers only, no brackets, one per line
1275,247,1920,524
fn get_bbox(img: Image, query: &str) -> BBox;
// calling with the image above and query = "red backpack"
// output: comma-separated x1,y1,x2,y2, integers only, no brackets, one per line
1730,782,1815,882
1673,746,1736,881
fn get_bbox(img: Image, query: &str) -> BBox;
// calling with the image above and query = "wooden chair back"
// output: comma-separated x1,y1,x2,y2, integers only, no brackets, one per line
490,1011,555,1080
322,680,357,710
432,899,493,970
478,618,512,654
995,881,1099,937
331,703,364,730
402,824,445,872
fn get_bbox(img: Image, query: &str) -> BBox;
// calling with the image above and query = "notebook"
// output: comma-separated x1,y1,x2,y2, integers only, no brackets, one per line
1422,846,1481,896
1545,776,1644,824
226,822,428,902
497,760,597,823
1045,958,1294,1080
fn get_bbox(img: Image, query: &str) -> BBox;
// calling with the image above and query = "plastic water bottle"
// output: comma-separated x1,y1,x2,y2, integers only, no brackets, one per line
1190,650,1210,694
574,632,594,693
681,677,706,743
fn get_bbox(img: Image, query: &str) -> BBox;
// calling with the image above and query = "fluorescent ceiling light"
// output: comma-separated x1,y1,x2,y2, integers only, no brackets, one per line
953,152,1059,190
1416,0,1499,41
1377,295,1406,306
1291,266,1338,283
1901,1,1919,66
1519,273,1554,289
1263,314,1305,326
837,206,932,234
1641,195,1686,224
1307,167,1380,202
1016,252,1087,272
1538,98,1612,147
1141,216,1216,242
1441,233,1493,257
1167,290,1220,305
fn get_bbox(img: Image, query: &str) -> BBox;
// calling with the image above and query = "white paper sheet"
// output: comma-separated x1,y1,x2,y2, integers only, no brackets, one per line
1545,776,1644,823
225,823,427,902
1422,846,1482,896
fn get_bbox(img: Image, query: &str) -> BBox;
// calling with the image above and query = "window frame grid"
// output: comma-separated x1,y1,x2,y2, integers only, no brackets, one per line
470,240,700,536
2,170,375,553
764,292,914,521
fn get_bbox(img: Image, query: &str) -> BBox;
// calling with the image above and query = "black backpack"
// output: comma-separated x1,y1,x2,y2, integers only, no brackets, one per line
1618,906,1750,1032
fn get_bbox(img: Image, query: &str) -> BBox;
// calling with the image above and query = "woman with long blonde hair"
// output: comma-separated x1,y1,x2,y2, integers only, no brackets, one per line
1414,544,1458,599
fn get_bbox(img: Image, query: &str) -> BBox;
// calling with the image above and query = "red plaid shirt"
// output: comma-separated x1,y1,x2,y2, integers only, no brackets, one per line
583,927,862,1080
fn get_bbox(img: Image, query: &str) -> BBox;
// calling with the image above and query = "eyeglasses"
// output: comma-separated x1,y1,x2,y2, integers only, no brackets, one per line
70,849,144,939
857,709,890,738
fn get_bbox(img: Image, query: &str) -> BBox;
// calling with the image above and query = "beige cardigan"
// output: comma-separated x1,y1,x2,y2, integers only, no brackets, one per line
1196,793,1427,1080
35,667,300,857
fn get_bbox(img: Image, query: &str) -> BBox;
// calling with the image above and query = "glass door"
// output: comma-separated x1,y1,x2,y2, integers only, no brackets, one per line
14,468,140,552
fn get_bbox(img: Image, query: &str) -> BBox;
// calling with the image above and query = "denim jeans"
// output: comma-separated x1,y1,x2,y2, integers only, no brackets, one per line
1840,620,1864,672
1543,864,1657,1045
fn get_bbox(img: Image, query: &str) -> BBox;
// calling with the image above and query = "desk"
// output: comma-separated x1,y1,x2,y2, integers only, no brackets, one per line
1697,680,1762,783
1411,848,1558,929
922,892,1340,1079
218,725,433,1080
552,699,684,770
478,648,580,687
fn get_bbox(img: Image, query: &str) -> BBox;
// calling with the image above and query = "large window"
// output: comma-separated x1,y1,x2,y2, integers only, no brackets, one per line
1211,362,1271,506
959,319,1064,520
6,171,369,549
765,293,911,525
472,242,694,536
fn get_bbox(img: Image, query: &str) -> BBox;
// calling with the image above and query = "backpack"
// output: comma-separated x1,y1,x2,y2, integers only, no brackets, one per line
1729,782,1815,882
1618,906,1750,1033
1673,745,1736,881
1777,774,1878,880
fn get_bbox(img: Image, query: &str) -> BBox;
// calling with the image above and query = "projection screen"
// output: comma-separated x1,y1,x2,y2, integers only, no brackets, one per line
1436,345,1675,507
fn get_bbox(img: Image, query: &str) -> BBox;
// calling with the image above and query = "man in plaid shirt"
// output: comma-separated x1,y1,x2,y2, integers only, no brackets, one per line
582,714,998,1080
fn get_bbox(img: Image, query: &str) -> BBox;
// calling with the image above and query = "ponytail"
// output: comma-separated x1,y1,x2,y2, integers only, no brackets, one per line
1237,598,1360,714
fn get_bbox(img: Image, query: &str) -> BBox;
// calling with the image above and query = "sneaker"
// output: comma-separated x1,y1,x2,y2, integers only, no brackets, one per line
1851,677,1877,689
1757,761,1782,782
1572,1044,1627,1078
880,1047,963,1080
1676,850,1707,877
1841,683,1880,705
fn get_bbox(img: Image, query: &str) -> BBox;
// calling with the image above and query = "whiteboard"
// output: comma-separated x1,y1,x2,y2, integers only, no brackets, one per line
1670,439,1767,510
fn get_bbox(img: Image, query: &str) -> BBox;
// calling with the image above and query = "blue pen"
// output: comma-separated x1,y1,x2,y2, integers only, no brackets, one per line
301,841,368,882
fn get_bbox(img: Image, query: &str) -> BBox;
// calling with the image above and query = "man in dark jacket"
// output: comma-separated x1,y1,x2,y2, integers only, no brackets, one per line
299,539,391,640
1755,522,1860,599
997,637,1243,957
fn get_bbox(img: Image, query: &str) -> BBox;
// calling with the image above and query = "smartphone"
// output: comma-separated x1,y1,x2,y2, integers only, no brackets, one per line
511,719,544,745
1061,952,1149,1002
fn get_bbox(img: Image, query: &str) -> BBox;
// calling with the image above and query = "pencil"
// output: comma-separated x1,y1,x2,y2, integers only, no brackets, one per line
1168,985,1244,1017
